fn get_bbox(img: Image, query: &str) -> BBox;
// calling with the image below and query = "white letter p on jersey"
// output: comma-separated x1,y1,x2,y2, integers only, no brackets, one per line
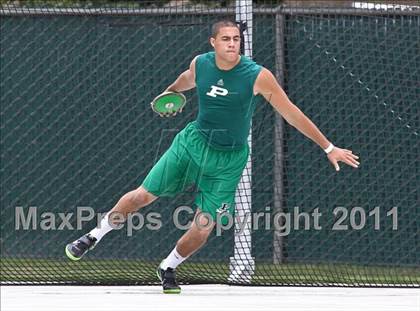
206,85,229,98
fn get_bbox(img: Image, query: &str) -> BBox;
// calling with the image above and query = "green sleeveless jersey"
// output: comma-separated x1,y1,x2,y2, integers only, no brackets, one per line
194,52,262,150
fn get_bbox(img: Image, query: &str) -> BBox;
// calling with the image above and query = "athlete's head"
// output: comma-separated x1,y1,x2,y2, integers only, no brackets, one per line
210,20,241,63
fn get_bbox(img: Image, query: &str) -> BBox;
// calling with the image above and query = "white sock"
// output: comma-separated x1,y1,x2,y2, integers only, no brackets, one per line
161,247,187,270
89,212,114,242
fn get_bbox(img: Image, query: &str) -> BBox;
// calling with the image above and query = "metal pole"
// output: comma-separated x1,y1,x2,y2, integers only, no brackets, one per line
273,10,286,264
228,0,254,284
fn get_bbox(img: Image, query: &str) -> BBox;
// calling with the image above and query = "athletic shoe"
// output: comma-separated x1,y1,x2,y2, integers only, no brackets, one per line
65,234,97,261
156,263,181,294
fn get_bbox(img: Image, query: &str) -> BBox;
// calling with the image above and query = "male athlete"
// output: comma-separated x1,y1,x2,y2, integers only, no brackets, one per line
65,20,360,294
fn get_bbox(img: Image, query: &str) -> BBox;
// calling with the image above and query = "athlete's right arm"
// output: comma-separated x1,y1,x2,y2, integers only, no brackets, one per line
165,56,197,93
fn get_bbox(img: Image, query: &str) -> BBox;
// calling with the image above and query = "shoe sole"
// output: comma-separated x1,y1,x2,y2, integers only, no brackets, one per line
65,245,81,261
163,288,181,294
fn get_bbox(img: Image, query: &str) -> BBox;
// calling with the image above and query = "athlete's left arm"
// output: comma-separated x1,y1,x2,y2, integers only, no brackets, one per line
254,68,360,171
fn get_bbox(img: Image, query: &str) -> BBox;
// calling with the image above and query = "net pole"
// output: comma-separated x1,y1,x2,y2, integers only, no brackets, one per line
229,0,254,284
272,8,286,264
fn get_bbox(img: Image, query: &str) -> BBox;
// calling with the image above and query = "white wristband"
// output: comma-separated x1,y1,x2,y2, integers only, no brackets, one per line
324,143,334,154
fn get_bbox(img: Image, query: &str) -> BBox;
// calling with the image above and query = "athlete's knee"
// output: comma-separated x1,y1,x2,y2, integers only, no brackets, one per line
127,186,157,207
191,215,214,242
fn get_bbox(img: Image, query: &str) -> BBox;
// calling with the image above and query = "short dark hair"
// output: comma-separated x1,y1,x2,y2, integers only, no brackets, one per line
211,20,240,38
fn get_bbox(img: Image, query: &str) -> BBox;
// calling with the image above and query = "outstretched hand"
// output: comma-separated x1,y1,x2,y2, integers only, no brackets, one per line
327,147,360,171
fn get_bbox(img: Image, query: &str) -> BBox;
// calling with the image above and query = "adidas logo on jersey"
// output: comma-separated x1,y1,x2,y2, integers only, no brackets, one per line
217,79,224,86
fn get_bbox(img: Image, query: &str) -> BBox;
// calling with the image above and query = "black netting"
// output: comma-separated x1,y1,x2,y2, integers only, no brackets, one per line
1,0,419,287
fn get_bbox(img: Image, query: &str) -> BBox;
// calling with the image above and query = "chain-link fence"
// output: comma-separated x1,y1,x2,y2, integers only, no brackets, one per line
1,0,419,286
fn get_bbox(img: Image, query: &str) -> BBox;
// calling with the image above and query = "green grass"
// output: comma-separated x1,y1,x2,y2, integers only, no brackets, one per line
1,258,419,286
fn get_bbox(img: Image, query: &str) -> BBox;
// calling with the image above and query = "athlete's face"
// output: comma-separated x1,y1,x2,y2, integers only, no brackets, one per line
210,27,241,63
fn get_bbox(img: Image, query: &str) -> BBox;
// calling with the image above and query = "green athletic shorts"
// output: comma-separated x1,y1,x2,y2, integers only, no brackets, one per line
142,121,249,225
